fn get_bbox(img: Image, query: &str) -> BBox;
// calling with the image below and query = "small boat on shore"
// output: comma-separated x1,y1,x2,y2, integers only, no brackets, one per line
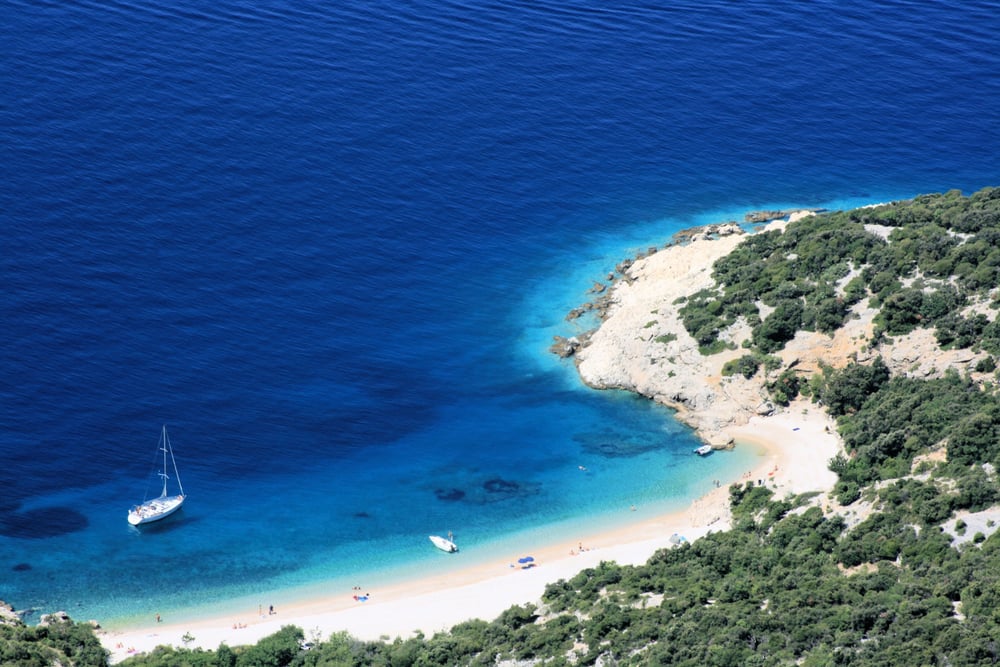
429,535,458,553
693,444,713,456
128,426,186,526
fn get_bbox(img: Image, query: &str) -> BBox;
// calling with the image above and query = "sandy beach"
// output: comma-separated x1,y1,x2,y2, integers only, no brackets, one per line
100,403,840,662
100,219,845,662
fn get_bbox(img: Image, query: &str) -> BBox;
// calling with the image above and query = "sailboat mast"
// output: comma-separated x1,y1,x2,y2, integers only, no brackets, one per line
160,425,170,497
168,427,184,497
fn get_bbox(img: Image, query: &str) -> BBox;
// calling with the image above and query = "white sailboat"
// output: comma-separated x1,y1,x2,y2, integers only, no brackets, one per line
128,425,186,526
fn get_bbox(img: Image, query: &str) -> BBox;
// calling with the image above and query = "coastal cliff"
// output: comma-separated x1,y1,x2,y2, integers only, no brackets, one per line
571,213,814,447
566,207,996,451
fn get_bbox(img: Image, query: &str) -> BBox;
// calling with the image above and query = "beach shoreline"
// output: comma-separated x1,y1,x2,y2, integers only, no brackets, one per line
99,400,840,662
99,219,846,662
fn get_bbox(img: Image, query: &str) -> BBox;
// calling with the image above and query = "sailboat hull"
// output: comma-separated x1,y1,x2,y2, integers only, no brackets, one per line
128,494,185,525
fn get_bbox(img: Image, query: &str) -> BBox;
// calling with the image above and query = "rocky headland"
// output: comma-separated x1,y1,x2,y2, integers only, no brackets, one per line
556,209,995,452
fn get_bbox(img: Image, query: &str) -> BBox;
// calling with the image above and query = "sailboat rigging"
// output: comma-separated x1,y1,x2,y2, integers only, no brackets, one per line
127,425,186,525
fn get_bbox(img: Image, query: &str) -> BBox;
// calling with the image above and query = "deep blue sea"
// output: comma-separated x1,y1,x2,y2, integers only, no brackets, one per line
2,0,999,627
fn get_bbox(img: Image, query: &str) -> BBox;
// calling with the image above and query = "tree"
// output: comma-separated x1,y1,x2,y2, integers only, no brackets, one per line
216,643,236,667
236,626,302,667
817,357,890,416
723,354,760,379
948,412,999,466
753,300,804,352
768,369,801,405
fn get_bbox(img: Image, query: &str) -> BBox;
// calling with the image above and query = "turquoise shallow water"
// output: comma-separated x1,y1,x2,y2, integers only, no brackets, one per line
2,0,999,626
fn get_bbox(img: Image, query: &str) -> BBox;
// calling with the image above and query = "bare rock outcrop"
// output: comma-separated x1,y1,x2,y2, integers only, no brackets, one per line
39,610,72,625
1,600,23,627
575,221,769,434
549,335,582,359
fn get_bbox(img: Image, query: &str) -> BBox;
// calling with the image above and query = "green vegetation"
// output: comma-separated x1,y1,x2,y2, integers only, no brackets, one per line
10,188,1000,665
678,187,1000,355
767,369,801,406
0,616,108,667
721,353,783,382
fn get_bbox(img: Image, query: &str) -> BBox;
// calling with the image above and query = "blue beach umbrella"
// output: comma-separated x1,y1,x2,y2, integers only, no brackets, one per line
517,556,534,564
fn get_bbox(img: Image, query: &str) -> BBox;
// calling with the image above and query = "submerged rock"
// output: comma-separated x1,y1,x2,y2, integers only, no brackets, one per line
435,488,466,502
744,210,789,223
483,478,519,494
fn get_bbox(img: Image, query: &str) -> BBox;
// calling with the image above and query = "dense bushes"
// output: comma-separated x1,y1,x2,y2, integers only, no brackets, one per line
722,353,761,379
753,300,804,352
0,618,108,667
817,365,1000,482
814,357,890,418
679,187,1000,356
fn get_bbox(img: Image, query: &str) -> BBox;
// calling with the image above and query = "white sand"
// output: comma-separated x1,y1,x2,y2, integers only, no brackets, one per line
728,401,840,497
100,219,845,662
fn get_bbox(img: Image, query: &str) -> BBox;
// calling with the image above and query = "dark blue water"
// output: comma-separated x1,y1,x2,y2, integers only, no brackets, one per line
2,0,998,625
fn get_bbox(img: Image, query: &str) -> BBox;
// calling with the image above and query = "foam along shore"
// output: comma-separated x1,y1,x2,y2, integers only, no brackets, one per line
100,216,844,662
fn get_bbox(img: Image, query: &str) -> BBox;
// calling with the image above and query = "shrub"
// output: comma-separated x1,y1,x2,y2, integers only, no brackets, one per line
723,354,760,379
976,356,996,373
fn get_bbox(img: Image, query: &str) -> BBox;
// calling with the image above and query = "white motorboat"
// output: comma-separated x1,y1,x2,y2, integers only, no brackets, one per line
429,534,458,553
693,444,714,456
128,425,186,525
